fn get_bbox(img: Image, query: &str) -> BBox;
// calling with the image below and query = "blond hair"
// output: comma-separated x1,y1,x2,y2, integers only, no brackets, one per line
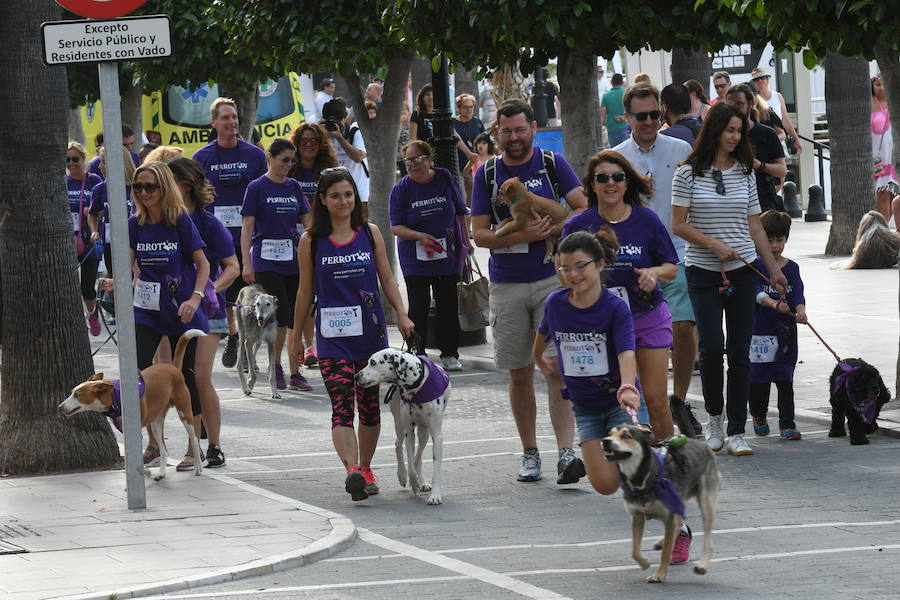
67,140,87,159
132,161,186,228
143,145,183,164
633,73,651,84
99,145,136,184
210,97,237,121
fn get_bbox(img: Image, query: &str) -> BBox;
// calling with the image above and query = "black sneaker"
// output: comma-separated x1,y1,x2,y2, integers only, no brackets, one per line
222,334,238,368
345,469,369,501
206,444,226,468
556,448,586,484
685,401,703,437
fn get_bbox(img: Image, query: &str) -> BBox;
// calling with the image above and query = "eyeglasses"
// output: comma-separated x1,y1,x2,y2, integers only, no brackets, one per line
66,156,82,163
628,110,661,122
320,166,350,176
712,170,726,195
498,127,530,138
279,156,298,164
714,83,729,90
593,171,627,184
133,183,160,194
557,259,597,276
403,155,429,166
299,138,319,146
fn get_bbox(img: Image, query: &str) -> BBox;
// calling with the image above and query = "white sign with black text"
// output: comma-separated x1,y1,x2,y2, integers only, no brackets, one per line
41,14,171,65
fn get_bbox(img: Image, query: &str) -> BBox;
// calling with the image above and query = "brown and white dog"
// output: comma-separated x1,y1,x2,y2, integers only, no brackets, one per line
494,177,569,263
58,329,205,481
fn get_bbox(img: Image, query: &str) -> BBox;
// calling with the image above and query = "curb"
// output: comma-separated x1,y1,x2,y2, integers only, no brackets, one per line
57,472,356,600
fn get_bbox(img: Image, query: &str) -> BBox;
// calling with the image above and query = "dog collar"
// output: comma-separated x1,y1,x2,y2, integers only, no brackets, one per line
511,193,525,205
106,374,146,433
620,449,685,517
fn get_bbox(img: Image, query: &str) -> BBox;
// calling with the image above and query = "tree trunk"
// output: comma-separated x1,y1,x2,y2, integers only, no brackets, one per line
67,106,85,146
670,48,712,88
557,49,603,177
454,64,478,99
824,53,872,256
0,1,119,475
121,73,143,148
490,64,528,108
234,83,259,142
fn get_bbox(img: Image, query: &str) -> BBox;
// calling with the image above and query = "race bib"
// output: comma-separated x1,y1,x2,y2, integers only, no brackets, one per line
71,212,80,232
608,286,631,309
213,206,242,228
492,242,529,254
261,239,293,261
415,237,447,261
750,335,778,363
133,279,161,311
320,305,363,338
560,339,609,377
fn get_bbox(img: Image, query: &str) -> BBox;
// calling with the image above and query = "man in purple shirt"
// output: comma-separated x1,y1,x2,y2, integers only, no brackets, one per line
193,97,268,367
471,99,588,484
660,83,701,147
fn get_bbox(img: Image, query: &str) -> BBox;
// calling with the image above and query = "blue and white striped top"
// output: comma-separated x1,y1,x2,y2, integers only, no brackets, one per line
671,162,760,271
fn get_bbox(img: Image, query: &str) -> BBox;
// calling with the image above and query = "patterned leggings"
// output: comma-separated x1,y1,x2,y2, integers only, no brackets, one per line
319,358,381,429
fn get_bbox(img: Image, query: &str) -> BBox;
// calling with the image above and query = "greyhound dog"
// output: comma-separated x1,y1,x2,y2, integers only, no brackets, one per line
235,284,280,399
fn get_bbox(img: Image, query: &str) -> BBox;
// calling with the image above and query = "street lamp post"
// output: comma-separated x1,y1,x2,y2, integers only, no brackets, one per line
533,67,548,128
430,53,459,176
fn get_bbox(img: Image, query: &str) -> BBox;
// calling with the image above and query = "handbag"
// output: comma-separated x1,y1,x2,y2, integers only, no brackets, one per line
73,175,87,256
457,255,489,332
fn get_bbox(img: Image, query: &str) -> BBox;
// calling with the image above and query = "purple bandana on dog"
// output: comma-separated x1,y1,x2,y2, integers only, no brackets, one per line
833,361,878,425
408,356,451,404
620,449,686,517
107,374,146,432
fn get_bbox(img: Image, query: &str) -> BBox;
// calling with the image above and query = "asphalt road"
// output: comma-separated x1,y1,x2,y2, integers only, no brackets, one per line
136,364,900,600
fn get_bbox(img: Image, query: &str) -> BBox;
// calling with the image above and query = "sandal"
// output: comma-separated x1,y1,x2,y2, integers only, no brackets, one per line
143,445,160,466
779,428,801,441
176,450,205,471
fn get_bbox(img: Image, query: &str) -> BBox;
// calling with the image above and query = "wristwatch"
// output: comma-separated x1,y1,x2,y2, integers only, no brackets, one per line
193,289,205,298
757,161,767,174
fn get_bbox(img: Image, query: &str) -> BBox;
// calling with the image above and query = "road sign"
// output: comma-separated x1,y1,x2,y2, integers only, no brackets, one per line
41,14,170,66
56,0,150,19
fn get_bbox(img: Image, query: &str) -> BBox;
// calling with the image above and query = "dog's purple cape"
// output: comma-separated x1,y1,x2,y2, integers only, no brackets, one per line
107,375,146,433
409,356,451,404
833,361,878,425
620,449,686,517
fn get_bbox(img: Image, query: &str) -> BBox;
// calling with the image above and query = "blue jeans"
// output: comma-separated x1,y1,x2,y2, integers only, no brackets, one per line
686,265,757,436
608,127,629,147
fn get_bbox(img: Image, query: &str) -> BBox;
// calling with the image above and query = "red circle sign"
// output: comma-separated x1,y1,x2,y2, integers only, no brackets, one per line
56,0,150,19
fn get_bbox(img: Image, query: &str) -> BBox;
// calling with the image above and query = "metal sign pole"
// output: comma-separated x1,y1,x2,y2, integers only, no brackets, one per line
98,61,146,509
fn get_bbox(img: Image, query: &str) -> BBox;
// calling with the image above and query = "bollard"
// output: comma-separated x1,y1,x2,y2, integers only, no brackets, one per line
783,181,802,218
805,184,828,222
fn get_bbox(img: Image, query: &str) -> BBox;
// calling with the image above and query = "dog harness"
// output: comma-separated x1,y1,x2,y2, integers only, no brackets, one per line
620,449,685,517
407,356,450,404
106,374,146,432
832,361,878,424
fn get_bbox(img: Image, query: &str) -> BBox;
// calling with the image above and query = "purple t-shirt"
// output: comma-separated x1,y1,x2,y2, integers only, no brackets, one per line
291,166,319,207
313,227,388,360
563,205,679,317
67,173,103,234
88,180,133,244
129,212,208,336
538,287,636,408
471,148,581,283
193,139,267,245
660,124,696,146
750,259,805,383
241,175,309,275
190,208,235,321
389,167,468,277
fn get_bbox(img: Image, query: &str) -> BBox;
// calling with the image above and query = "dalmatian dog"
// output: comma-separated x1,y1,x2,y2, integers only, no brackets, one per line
356,348,450,505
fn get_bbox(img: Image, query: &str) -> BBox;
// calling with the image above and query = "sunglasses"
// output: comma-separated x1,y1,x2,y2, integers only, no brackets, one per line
299,138,319,146
320,166,350,176
404,155,429,165
279,156,298,164
714,83,729,90
66,156,82,163
593,171,627,184
712,170,726,195
133,183,160,194
628,110,661,122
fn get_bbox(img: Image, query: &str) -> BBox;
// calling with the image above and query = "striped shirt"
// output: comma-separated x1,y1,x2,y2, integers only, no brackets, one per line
671,162,760,271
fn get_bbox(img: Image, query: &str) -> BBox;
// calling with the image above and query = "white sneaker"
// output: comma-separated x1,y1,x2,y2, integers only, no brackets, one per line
705,413,725,452
726,434,753,456
441,356,463,372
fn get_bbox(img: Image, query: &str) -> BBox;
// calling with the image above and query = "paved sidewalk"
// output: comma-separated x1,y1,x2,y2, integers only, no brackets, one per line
0,469,354,600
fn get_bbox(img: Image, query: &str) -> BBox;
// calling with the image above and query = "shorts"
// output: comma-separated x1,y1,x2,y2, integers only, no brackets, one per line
573,402,632,444
660,262,695,323
254,270,300,328
633,303,673,349
208,317,228,335
489,275,560,370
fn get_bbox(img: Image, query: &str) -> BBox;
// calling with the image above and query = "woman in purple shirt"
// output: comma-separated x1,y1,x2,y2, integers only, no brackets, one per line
241,139,312,392
389,140,469,371
563,150,679,440
290,168,414,502
88,145,135,281
66,141,104,336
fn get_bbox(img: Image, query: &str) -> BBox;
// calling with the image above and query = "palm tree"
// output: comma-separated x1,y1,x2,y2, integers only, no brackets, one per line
0,1,120,474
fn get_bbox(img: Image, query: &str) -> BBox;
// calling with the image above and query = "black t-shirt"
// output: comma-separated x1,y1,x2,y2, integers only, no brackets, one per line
545,82,558,119
410,110,434,142
748,122,786,212
452,117,485,170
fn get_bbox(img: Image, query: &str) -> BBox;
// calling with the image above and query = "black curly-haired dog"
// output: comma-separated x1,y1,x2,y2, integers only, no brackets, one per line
829,358,891,445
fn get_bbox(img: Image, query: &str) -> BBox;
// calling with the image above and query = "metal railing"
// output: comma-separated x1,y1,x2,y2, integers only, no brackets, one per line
798,134,830,190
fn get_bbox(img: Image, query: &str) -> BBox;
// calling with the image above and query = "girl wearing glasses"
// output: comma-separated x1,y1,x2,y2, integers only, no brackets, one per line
66,141,104,337
671,102,787,458
532,229,640,495
563,150,679,440
240,138,312,392
389,141,470,372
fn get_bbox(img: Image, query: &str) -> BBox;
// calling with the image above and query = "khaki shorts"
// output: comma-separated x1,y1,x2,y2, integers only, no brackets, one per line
489,275,560,371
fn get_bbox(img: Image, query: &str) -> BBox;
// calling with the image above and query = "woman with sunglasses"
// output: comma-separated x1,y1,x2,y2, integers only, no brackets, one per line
240,138,312,392
672,102,787,458
289,122,339,368
389,140,470,371
66,141,104,336
563,150,679,439
290,168,414,501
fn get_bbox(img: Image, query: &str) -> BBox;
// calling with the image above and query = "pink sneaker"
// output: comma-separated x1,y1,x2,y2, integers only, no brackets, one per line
671,525,692,564
88,312,102,337
344,466,368,501
360,466,379,495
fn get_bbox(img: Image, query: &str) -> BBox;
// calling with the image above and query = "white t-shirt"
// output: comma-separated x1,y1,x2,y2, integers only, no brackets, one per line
311,91,333,123
332,122,369,203
597,77,611,99
671,162,760,271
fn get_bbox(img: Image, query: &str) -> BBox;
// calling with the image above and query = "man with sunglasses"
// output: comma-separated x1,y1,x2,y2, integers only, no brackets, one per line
194,97,268,368
613,83,702,438
471,99,588,485
711,72,731,105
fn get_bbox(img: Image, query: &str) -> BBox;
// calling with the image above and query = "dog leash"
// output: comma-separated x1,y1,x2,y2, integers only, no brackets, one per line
383,331,423,404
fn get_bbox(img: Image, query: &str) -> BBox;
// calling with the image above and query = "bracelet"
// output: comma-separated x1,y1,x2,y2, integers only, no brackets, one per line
193,289,205,298
757,161,767,174
616,384,639,401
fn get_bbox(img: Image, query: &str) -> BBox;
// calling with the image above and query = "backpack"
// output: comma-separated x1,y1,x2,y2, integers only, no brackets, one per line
483,148,560,224
345,125,370,178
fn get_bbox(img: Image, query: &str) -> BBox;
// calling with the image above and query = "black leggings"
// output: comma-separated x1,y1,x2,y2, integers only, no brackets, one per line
255,271,300,328
136,324,201,416
404,273,460,358
79,254,99,301
749,381,796,430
